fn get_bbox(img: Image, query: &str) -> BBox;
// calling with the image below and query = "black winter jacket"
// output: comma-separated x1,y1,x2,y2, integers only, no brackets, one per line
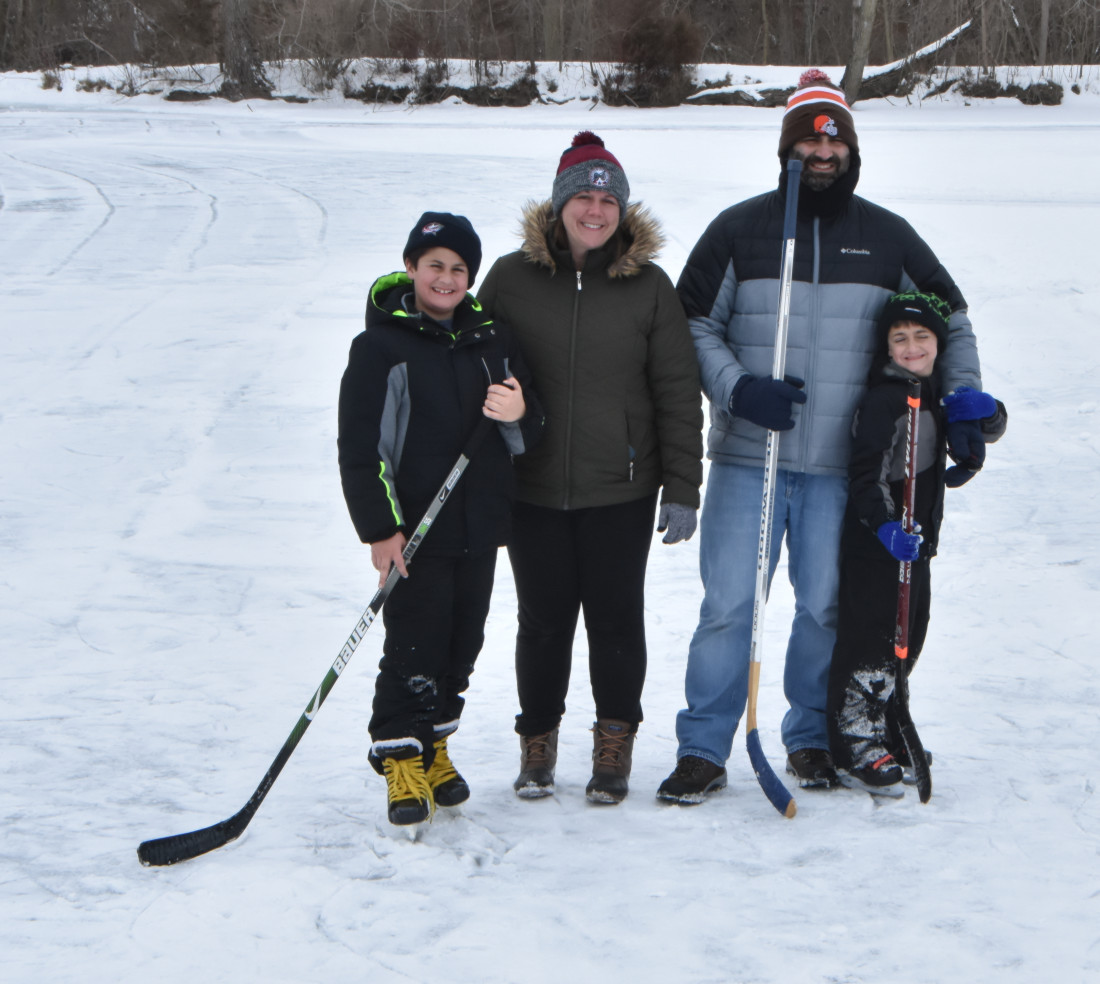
478,202,702,511
338,273,544,555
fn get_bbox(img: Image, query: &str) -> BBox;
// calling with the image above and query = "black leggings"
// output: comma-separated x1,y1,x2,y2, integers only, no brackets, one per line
507,494,657,736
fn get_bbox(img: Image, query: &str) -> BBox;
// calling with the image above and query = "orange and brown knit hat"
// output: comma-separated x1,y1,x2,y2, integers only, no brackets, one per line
778,69,859,159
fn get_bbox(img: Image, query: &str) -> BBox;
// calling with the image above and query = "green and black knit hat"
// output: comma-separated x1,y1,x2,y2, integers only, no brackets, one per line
877,290,951,351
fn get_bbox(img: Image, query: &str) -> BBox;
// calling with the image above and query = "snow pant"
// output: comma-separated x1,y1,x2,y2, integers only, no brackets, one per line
826,544,931,771
507,494,657,737
368,548,497,774
675,464,848,765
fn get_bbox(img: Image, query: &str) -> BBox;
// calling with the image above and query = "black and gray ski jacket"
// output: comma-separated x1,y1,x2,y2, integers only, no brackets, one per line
677,169,983,477
338,273,544,554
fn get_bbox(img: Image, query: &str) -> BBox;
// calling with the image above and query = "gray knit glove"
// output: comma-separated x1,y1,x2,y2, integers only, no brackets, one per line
657,503,697,544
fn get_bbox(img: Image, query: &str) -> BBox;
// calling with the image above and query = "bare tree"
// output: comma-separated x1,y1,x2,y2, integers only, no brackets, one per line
843,0,879,104
222,0,270,96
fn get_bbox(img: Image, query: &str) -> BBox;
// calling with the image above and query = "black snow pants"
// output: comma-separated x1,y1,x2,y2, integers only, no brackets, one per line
368,548,497,772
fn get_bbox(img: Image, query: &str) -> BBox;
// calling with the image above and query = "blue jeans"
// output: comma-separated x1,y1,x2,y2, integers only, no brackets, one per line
675,463,848,766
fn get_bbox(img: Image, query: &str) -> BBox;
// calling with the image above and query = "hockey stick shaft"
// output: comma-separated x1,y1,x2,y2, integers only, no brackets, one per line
745,158,801,819
137,418,494,866
894,379,932,803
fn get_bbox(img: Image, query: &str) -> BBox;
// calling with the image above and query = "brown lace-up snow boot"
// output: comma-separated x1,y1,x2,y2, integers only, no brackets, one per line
513,728,558,799
585,719,637,805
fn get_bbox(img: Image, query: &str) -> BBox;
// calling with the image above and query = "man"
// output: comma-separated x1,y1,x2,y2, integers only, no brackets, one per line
658,70,988,803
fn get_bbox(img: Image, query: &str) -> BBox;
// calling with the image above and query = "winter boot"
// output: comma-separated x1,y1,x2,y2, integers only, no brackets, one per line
383,754,435,825
513,729,558,799
839,753,904,796
425,735,470,808
656,755,728,805
585,719,637,805
785,748,840,789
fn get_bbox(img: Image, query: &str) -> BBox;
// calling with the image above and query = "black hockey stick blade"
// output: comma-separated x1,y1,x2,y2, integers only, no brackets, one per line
139,743,291,866
138,807,253,867
897,717,932,803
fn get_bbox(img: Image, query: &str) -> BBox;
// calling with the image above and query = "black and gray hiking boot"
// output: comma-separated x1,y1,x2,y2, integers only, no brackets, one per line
585,719,637,805
785,748,840,789
656,755,728,805
513,729,558,799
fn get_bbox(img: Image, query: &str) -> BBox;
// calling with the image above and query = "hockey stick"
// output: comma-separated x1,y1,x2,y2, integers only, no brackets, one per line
893,378,932,803
745,158,801,819
137,417,495,866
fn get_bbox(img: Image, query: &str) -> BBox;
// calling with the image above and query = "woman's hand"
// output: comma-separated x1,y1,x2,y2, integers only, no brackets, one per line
370,531,408,587
483,377,525,423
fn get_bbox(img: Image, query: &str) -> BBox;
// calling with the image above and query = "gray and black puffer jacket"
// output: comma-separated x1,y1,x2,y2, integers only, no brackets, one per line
677,165,984,477
338,273,544,554
477,201,703,511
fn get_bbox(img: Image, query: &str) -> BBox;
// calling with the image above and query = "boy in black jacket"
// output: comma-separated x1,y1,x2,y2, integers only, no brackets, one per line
826,291,1006,793
338,212,543,825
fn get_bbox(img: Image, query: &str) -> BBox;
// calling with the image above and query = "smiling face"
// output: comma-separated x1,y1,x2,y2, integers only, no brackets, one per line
404,246,469,322
790,134,851,191
560,190,620,267
888,320,939,378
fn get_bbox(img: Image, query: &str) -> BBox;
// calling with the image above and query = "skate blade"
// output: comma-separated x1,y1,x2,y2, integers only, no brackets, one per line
838,773,905,798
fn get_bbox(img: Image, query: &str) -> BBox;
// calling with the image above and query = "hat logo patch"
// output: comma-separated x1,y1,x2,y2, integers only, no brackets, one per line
589,167,610,188
421,221,444,235
813,115,838,137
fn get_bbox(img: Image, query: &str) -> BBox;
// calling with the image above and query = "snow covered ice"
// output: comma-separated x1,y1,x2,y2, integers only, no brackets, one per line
2,66,1099,983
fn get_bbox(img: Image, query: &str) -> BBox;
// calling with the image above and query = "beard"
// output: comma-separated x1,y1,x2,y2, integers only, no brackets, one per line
790,147,851,191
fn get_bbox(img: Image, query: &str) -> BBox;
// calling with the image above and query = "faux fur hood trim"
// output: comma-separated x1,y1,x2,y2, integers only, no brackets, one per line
517,199,666,278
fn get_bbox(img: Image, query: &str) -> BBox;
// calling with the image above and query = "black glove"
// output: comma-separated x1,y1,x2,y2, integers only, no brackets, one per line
729,374,807,431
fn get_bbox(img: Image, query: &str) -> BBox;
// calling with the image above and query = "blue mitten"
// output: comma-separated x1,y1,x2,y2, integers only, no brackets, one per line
946,419,985,472
729,374,807,431
942,386,998,423
944,465,978,488
657,503,698,544
877,521,922,561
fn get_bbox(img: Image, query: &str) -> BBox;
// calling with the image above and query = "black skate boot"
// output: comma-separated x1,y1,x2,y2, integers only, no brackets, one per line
425,735,469,808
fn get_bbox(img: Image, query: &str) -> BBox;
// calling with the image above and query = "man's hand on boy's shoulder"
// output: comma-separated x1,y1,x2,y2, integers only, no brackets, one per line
370,532,408,587
483,377,526,423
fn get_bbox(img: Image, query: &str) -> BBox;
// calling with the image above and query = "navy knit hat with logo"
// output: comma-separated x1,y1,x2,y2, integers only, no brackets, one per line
403,211,482,284
778,69,859,160
551,131,630,217
878,290,951,352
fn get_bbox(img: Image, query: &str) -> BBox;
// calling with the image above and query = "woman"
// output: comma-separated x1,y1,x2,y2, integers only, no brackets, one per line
477,132,703,804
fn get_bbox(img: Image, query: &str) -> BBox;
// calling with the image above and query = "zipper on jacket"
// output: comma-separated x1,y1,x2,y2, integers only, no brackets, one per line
800,216,822,469
563,272,582,508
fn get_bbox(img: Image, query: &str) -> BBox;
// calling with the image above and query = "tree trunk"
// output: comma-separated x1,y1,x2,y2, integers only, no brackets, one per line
1039,0,1051,66
842,0,878,105
222,0,270,99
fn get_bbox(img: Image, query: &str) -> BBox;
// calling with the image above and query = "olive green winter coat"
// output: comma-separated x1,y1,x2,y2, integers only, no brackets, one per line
478,201,702,511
